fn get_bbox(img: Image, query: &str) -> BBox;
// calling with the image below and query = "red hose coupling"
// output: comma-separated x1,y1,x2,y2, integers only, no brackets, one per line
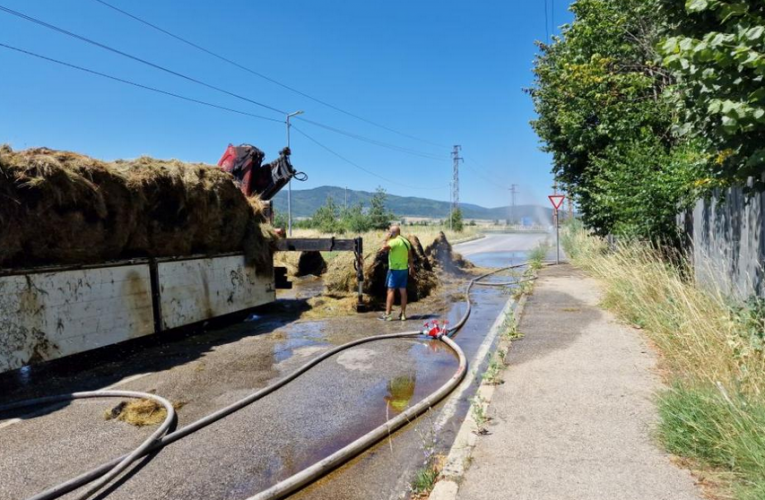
423,319,449,339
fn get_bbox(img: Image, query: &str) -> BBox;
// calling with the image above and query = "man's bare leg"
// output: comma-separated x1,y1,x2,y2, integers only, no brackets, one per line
386,288,395,316
399,288,407,318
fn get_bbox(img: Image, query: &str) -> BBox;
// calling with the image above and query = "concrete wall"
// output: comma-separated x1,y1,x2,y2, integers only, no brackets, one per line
0,255,275,373
679,182,765,300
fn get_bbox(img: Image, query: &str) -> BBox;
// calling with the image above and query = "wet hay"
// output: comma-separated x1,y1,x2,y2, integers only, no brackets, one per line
425,231,474,274
104,398,178,427
324,235,438,303
0,146,276,273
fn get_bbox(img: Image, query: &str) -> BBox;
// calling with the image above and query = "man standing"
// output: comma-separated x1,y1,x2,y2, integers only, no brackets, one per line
381,225,411,321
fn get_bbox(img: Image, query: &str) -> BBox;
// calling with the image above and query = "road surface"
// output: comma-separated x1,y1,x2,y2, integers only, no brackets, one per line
0,232,550,500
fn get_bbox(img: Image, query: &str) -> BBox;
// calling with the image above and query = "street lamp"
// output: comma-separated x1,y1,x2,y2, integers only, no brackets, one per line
286,110,304,236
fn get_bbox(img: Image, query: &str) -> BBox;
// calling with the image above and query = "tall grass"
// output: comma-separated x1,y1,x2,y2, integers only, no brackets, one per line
563,225,765,499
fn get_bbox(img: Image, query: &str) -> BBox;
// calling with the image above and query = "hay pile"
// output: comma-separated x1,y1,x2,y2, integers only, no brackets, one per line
0,146,276,272
104,398,186,427
104,399,168,427
425,232,474,273
325,235,438,303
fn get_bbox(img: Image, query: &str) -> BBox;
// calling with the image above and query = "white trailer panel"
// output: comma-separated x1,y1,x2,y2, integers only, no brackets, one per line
0,265,154,372
158,256,274,330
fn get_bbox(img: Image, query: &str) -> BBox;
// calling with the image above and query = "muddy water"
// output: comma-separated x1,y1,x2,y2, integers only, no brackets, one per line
291,253,526,500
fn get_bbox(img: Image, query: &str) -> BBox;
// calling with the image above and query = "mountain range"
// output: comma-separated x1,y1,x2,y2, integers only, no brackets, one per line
271,186,554,223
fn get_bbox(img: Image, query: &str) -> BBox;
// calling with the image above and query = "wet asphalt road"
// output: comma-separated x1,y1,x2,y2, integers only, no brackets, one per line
0,232,550,500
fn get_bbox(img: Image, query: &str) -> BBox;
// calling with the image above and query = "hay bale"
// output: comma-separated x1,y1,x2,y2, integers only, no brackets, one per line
0,146,277,273
324,235,437,303
0,147,138,266
324,253,357,293
425,231,474,273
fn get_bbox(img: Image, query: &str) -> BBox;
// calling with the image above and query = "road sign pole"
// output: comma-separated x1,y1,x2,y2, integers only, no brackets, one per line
555,209,560,264
548,194,565,265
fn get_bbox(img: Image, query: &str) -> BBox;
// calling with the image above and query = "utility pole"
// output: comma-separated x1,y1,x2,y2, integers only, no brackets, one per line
344,186,348,211
449,182,453,231
509,184,518,228
286,110,304,236
451,145,463,225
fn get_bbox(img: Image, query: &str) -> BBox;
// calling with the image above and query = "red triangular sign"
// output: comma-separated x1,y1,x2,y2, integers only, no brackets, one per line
548,195,565,210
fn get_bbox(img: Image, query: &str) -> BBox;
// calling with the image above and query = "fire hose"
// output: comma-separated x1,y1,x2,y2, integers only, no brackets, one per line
0,263,534,500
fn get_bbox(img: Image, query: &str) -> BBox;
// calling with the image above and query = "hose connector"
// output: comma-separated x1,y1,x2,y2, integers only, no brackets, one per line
423,319,449,340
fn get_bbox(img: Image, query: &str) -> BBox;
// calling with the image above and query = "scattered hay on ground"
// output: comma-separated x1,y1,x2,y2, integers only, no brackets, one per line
302,293,361,319
425,231,474,273
104,398,183,427
0,146,276,273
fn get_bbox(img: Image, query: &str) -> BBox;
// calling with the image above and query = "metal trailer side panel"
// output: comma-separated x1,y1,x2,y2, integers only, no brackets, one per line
0,265,154,372
158,256,274,330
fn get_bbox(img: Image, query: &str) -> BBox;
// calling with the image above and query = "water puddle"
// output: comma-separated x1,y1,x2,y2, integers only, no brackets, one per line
273,321,329,364
467,250,530,268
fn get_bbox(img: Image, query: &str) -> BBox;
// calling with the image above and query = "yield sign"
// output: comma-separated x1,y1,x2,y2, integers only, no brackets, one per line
548,195,565,210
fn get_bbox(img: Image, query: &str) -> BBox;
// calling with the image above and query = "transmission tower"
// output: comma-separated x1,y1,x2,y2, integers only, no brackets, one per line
451,145,463,214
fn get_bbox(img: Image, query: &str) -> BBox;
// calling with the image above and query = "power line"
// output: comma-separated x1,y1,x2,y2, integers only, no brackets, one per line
0,4,286,115
544,0,550,43
297,118,449,161
464,157,513,189
0,42,283,123
91,0,448,149
1,4,448,162
290,125,449,190
1,40,448,191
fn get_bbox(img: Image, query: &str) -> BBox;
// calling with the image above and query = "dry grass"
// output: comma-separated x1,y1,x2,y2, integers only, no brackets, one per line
565,229,764,394
563,225,765,499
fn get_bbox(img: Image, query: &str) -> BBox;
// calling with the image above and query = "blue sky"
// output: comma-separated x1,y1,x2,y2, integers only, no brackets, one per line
0,0,570,208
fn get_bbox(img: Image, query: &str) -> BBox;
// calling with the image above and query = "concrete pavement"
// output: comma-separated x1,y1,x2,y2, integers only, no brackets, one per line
454,264,703,500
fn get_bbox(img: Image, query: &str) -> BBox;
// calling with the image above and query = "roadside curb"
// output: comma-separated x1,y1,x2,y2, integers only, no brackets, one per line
429,280,532,500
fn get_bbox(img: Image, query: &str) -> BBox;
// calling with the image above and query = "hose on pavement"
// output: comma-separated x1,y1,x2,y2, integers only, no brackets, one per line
0,390,175,500
5,262,531,500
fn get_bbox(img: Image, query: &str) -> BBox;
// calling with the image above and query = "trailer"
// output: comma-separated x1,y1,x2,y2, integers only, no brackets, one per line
0,238,364,374
0,144,365,375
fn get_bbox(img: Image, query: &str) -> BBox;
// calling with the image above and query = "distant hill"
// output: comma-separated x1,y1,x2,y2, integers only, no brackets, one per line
271,186,554,223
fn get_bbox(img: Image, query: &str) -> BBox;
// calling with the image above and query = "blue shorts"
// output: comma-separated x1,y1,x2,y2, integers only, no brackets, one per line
386,269,409,289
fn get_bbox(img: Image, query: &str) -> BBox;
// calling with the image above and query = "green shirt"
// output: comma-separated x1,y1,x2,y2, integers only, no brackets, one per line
388,236,411,271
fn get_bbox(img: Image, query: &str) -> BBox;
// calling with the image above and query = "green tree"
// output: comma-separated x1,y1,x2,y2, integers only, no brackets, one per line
529,0,703,239
367,187,395,230
273,211,288,230
340,203,372,233
659,0,765,186
448,208,465,232
310,195,345,234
